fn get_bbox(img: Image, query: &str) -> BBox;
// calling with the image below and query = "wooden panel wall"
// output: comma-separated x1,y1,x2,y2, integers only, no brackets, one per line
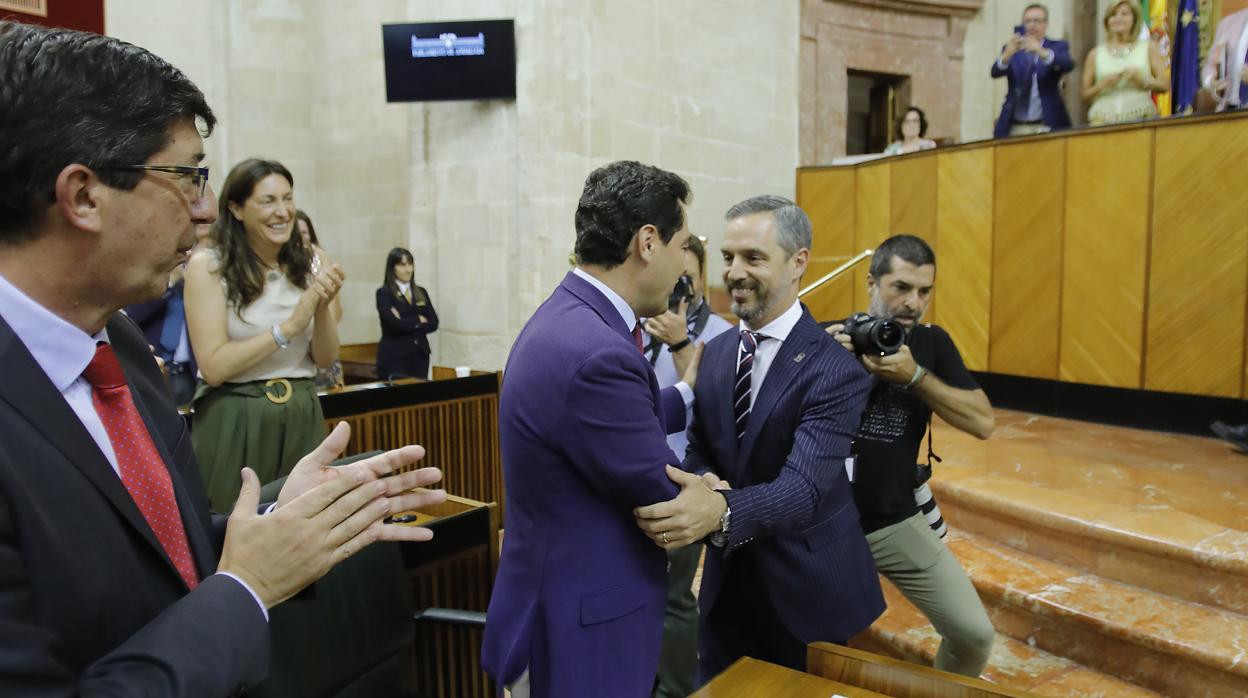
798,112,1248,398
1146,120,1248,397
854,163,892,312
326,393,504,517
798,168,857,321
1061,130,1151,388
990,139,1065,379
934,148,994,371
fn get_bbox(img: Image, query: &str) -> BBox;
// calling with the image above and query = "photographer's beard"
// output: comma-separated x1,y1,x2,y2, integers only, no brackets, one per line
868,293,924,335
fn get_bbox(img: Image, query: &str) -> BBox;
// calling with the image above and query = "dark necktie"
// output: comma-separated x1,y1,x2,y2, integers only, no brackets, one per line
83,343,199,590
733,330,764,442
632,324,644,354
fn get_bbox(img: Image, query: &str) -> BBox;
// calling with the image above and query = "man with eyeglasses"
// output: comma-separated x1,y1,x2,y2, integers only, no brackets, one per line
991,3,1075,138
0,21,447,697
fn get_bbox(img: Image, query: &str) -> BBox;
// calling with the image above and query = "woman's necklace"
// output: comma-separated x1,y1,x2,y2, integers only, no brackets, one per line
260,258,281,283
1106,41,1132,58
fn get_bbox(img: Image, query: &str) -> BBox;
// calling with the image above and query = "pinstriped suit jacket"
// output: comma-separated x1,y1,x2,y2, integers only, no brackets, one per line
686,307,885,643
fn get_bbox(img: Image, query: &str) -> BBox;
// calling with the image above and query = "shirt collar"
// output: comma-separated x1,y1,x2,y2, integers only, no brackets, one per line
739,298,803,342
573,267,637,330
0,271,103,391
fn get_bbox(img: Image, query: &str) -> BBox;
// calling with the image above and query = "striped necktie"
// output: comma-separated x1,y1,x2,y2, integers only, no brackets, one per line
733,330,765,442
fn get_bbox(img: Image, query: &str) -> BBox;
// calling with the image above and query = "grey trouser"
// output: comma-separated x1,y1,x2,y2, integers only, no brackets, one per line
866,513,995,677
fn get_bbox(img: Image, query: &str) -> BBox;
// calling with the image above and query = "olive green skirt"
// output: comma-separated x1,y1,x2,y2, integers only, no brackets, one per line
192,377,326,511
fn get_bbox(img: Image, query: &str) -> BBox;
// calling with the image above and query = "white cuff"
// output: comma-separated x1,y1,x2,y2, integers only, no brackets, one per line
675,381,694,408
1042,49,1055,65
217,572,270,622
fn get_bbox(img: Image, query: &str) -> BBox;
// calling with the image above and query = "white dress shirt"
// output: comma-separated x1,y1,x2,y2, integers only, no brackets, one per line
737,299,804,409
0,270,267,619
573,268,693,407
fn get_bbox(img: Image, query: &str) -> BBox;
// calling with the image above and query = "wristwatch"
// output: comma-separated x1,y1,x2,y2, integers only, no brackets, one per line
668,338,692,353
709,501,731,547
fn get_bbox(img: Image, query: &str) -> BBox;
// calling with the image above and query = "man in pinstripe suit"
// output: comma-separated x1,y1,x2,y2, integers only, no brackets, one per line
635,195,884,683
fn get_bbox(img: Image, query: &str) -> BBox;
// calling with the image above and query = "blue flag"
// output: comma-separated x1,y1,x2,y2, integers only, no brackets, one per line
1171,0,1199,113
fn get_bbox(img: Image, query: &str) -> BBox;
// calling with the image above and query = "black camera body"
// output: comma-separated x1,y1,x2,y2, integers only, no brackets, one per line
842,312,905,356
668,274,695,311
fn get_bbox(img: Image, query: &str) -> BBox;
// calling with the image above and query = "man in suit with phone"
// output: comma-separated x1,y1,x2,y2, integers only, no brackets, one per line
992,3,1075,137
634,195,884,683
0,22,447,696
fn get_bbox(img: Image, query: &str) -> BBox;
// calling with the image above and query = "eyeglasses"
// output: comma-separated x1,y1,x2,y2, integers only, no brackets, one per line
105,165,210,202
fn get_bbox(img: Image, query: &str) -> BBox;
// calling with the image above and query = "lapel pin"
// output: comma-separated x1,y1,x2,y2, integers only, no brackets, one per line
794,352,805,363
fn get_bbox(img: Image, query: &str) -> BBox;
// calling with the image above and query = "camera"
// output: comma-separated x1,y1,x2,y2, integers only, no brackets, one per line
668,274,695,311
841,312,905,356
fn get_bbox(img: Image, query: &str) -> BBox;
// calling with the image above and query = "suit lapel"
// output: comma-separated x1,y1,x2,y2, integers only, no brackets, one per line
0,316,188,584
110,315,216,580
736,311,821,466
561,272,635,345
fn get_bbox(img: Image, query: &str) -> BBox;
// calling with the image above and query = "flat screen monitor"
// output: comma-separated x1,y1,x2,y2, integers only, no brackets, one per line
382,19,516,102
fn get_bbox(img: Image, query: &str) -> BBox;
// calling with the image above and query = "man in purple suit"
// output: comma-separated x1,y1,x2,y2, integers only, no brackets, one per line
991,3,1074,138
635,195,884,683
482,161,715,697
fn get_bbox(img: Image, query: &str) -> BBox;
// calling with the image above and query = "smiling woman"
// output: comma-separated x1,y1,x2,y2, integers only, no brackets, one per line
183,158,346,510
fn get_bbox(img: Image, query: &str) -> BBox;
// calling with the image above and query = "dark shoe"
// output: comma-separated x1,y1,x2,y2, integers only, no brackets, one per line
1211,421,1248,451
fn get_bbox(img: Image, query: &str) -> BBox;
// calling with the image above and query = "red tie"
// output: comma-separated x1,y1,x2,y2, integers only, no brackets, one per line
83,343,199,590
632,324,644,354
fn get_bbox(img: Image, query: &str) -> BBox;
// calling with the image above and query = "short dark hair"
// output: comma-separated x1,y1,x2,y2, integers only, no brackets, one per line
870,234,936,278
1023,3,1049,20
0,21,215,244
212,159,311,311
574,161,690,269
894,106,929,141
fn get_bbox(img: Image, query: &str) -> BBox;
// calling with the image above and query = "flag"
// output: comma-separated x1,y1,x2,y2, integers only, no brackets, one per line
1149,0,1172,115
1171,0,1200,113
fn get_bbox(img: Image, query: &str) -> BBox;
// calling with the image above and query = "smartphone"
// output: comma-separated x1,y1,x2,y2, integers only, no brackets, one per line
1014,24,1026,36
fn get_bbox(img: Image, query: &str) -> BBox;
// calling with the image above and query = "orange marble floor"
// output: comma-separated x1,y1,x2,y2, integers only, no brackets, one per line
867,409,1248,697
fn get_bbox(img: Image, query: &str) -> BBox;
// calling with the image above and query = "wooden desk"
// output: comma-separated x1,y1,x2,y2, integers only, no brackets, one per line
691,657,890,697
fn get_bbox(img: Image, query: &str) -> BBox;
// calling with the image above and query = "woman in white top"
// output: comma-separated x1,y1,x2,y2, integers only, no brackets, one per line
1082,0,1169,126
185,158,344,510
883,106,937,156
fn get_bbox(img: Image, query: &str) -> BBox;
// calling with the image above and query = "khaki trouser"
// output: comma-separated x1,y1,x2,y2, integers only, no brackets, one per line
866,514,995,677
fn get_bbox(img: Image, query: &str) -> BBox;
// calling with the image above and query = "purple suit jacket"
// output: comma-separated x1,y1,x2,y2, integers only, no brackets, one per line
481,272,684,697
687,308,885,649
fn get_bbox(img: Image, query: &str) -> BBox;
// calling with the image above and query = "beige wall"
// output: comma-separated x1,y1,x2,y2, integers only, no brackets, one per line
106,0,800,371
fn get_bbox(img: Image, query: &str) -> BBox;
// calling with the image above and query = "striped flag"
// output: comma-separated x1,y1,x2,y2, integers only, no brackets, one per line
1148,0,1172,115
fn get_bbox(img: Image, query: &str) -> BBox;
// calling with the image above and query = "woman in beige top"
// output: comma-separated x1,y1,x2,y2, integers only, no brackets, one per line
1081,0,1169,126
185,158,344,510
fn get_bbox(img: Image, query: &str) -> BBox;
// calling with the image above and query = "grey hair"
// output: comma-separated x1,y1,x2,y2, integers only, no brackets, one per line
724,195,812,257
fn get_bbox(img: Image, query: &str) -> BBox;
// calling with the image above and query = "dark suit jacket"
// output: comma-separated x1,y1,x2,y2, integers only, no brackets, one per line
125,279,196,376
481,272,684,698
991,38,1074,137
686,308,885,644
0,312,268,696
375,284,438,380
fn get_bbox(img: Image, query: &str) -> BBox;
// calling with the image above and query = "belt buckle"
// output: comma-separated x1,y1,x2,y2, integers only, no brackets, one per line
264,378,293,404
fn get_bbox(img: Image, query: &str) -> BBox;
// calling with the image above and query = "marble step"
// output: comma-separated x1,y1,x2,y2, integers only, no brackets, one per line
860,572,1164,698
946,530,1248,697
930,472,1248,617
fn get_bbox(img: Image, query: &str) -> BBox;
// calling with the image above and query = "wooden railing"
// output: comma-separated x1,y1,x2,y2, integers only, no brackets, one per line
320,373,504,519
806,643,1040,697
797,110,1248,399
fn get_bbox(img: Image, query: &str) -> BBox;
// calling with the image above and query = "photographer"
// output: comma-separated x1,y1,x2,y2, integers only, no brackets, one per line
641,233,733,698
825,234,996,677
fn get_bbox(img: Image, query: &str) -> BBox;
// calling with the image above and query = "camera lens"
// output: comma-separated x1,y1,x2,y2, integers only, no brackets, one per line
875,322,904,352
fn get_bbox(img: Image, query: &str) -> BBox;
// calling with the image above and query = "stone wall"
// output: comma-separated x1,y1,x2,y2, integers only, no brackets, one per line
107,0,801,371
